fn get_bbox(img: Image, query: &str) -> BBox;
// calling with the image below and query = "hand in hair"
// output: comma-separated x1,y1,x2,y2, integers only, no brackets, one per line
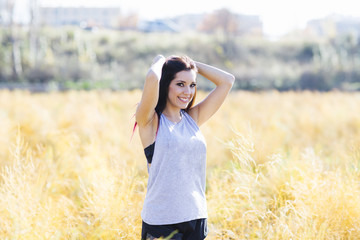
152,55,165,65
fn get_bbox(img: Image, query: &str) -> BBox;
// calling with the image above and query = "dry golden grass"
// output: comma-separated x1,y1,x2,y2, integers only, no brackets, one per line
0,89,360,239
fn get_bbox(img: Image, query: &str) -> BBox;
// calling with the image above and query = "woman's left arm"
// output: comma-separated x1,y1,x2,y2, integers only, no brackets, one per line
188,61,235,126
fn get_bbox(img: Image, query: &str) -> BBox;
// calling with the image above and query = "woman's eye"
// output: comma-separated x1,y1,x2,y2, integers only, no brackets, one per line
177,83,184,87
190,84,196,88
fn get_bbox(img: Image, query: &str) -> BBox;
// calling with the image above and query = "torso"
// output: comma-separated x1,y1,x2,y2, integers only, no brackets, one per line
141,111,208,225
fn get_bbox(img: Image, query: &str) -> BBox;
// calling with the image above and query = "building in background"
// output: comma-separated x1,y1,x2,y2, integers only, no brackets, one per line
176,10,263,37
307,14,360,38
138,19,179,32
40,7,121,28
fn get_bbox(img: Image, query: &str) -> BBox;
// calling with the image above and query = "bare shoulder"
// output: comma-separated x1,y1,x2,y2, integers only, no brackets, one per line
187,107,199,125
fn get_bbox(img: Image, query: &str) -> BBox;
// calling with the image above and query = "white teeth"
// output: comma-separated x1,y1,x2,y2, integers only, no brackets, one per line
179,97,189,102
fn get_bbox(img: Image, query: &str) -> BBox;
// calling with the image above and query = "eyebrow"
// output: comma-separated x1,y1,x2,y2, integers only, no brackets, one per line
174,80,196,84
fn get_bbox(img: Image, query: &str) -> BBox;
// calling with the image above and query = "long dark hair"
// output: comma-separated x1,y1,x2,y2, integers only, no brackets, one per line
155,55,197,116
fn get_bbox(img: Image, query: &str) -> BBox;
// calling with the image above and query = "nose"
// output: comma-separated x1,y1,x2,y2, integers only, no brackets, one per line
183,85,192,95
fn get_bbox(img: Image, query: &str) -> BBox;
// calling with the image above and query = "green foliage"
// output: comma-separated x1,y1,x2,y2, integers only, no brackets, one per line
1,26,360,91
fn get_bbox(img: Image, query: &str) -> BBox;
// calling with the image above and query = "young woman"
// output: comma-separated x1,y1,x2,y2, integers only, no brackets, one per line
136,55,235,240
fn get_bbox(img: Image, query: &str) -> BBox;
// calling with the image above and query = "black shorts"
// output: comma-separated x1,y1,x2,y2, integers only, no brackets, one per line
141,218,208,240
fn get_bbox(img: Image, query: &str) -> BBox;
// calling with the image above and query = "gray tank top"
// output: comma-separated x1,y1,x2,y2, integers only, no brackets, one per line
141,110,207,225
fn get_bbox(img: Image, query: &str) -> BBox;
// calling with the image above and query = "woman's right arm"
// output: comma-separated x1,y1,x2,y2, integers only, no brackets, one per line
135,55,165,127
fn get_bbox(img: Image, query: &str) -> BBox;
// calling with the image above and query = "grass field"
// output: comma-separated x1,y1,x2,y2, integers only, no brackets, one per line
1,90,360,239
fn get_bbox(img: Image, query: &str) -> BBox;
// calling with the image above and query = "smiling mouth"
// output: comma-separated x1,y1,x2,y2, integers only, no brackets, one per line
178,97,191,103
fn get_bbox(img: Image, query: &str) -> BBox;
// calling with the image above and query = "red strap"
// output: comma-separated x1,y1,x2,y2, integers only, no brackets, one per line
130,121,137,142
130,101,159,143
130,103,139,143
130,113,159,143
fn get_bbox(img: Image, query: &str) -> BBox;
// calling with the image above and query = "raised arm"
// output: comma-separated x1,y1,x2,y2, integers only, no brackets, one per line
188,61,235,126
135,55,165,127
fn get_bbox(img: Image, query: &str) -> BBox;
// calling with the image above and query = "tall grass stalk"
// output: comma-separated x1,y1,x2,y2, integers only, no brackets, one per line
0,90,360,239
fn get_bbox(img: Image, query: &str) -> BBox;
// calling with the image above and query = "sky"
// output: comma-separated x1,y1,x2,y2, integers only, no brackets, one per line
12,0,360,37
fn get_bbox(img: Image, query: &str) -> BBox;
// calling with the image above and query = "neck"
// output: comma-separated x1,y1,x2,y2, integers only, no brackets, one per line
162,107,182,123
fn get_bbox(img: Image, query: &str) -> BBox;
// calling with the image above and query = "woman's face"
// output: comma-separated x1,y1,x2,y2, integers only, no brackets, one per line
166,70,197,111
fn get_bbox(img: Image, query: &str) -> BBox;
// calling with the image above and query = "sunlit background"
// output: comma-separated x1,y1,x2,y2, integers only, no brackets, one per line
1,0,360,91
8,0,360,37
2,0,360,239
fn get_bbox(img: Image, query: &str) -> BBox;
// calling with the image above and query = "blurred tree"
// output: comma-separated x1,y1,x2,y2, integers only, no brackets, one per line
299,70,331,91
297,43,318,63
117,12,139,30
198,8,239,36
25,64,54,83
29,0,39,66
6,0,22,81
